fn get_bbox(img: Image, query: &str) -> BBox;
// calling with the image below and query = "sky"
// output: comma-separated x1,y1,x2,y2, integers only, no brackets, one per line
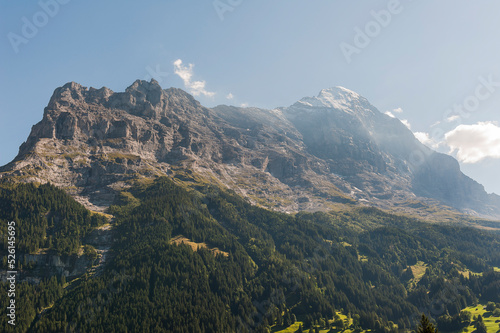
1,1,500,194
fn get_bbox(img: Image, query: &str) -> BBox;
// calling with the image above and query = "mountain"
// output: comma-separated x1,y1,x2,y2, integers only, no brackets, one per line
1,80,500,219
2,80,500,332
2,175,500,332
282,87,500,218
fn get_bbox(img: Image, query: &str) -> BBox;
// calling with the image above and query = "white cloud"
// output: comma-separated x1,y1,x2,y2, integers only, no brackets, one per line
446,115,460,123
401,119,411,130
240,103,249,107
413,131,442,149
414,132,432,145
173,59,215,97
385,110,411,129
226,93,234,100
445,121,500,163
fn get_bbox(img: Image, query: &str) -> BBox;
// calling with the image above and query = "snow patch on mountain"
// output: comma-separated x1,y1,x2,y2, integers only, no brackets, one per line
290,86,375,118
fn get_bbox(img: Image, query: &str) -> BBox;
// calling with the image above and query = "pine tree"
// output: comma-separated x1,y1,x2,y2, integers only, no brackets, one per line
475,321,487,333
417,314,438,333
475,315,487,333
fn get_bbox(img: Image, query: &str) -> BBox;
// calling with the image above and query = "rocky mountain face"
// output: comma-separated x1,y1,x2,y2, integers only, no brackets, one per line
1,80,499,219
282,87,500,218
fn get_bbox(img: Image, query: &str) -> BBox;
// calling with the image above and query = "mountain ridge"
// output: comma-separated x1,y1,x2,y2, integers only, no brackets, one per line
1,79,500,220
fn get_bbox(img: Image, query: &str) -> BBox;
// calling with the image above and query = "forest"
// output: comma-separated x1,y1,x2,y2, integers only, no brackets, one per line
0,183,105,256
1,178,500,332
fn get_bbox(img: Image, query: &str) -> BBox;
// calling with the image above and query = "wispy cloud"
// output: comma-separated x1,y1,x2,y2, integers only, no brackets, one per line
385,111,396,118
414,131,442,149
173,59,215,97
445,121,500,163
414,132,432,146
385,109,410,129
401,119,411,130
446,115,460,123
226,93,234,100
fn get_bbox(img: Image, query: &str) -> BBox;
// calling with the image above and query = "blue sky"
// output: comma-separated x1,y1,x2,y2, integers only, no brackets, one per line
1,0,500,193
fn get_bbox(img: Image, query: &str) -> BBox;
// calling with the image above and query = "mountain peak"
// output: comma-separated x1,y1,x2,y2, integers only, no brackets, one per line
61,81,86,91
3,79,500,219
293,86,367,112
126,79,162,94
319,86,361,99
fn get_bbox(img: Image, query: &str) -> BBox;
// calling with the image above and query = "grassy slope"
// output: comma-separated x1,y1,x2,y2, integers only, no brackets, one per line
273,312,375,333
453,304,500,333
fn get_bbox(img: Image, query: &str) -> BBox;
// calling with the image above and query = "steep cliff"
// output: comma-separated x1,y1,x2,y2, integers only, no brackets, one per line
2,80,499,219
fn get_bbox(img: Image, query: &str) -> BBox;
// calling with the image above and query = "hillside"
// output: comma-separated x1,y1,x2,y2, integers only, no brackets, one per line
2,80,500,332
1,177,500,332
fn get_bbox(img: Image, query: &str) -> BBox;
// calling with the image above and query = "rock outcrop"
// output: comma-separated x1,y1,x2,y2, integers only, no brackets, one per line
2,80,499,219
